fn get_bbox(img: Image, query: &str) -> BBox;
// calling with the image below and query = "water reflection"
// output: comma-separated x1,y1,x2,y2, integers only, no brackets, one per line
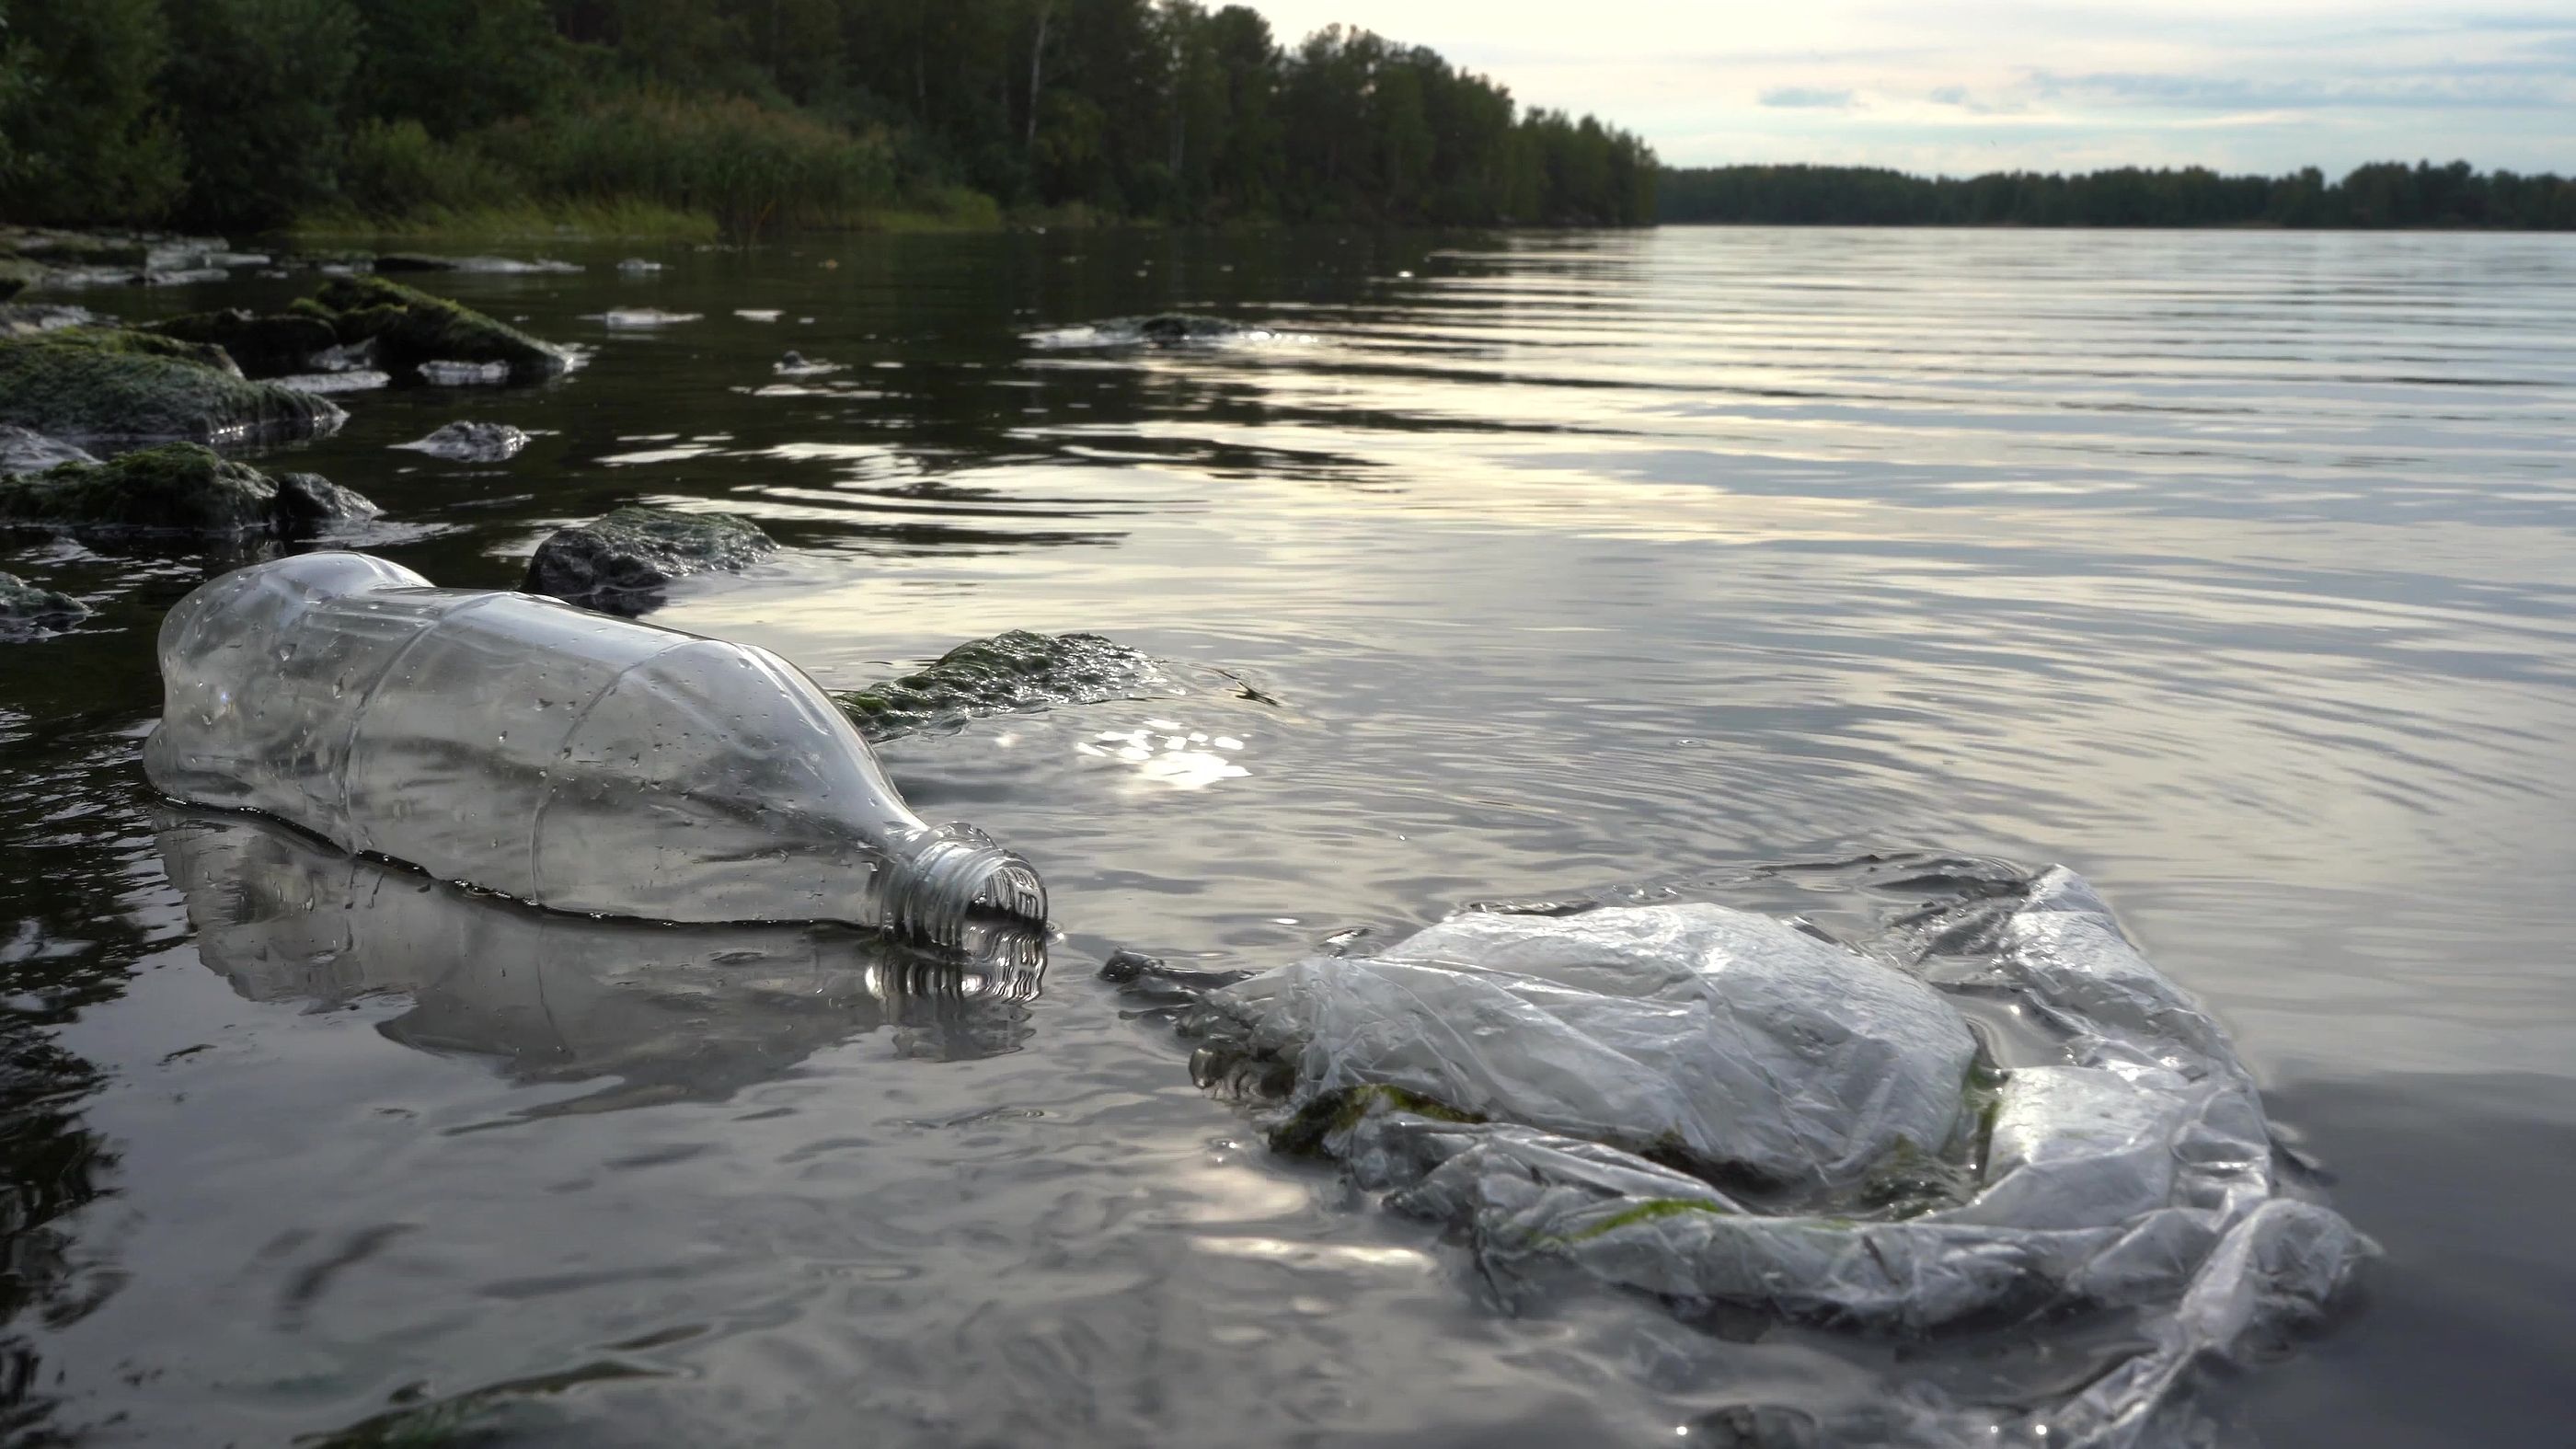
2,227,2567,1446
155,810,1048,1113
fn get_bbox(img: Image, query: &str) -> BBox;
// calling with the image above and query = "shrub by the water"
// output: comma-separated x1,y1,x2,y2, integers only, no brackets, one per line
339,119,526,220
489,96,900,242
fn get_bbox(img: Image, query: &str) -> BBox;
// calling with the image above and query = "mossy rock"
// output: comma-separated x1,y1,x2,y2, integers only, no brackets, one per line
0,303,97,338
0,259,45,302
523,505,776,612
0,443,378,535
0,570,88,639
306,275,568,381
144,308,340,378
835,629,1169,741
0,425,98,476
0,328,345,445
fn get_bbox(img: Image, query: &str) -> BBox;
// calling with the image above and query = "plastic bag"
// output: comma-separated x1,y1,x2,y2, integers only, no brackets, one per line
1199,867,2367,1446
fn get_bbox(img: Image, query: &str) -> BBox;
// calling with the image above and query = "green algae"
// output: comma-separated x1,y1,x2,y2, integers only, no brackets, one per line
0,443,377,535
0,328,344,443
523,505,776,606
305,275,569,379
1271,1084,1485,1156
1560,1197,1734,1245
834,628,1173,741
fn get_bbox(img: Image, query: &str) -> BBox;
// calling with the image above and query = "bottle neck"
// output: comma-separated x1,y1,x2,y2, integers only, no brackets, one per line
885,822,1048,949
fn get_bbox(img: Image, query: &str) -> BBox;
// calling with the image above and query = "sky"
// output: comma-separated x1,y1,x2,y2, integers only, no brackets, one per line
1242,1,2576,177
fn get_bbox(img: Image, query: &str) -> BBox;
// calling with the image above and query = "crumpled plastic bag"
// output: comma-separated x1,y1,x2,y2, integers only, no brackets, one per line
1196,866,2369,1448
1214,902,1978,1190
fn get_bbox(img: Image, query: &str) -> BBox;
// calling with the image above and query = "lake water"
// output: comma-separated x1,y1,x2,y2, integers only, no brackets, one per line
4,227,2571,1445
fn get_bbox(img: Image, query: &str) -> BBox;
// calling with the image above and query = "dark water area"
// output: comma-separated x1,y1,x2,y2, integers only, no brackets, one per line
2,227,2571,1444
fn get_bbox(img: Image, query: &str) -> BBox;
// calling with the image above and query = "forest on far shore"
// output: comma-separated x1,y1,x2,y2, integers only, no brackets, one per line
0,0,1659,238
1659,161,2576,230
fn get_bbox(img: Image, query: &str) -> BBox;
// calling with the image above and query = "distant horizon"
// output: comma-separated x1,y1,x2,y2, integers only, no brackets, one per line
1655,156,2571,228
1244,1,2576,178
1656,155,2566,181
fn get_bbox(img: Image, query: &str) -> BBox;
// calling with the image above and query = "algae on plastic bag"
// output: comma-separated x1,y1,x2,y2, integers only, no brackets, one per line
1184,864,2368,1448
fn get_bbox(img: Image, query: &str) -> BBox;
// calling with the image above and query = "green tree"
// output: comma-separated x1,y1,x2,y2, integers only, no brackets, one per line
163,0,364,230
0,0,182,224
350,0,563,136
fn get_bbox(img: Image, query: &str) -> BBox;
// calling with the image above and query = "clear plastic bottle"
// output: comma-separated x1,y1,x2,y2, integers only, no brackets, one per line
144,551,1045,949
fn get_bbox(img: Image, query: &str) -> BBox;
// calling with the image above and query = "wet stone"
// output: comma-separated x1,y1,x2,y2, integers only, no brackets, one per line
144,308,340,378
0,303,96,336
835,630,1174,741
1138,314,1241,344
0,571,88,639
393,421,531,463
523,505,776,612
416,360,511,386
0,426,99,476
0,328,346,445
0,443,378,536
374,254,581,276
299,275,570,381
597,308,701,328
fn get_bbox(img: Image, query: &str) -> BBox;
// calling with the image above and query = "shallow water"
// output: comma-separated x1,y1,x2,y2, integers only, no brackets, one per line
4,227,2572,1444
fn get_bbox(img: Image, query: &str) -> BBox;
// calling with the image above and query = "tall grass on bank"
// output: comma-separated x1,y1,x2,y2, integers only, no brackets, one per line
287,199,719,246
326,95,907,242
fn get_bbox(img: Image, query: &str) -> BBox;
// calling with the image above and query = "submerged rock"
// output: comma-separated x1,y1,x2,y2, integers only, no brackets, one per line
0,443,378,535
595,307,701,328
0,571,88,638
1137,314,1239,344
0,258,44,301
835,630,1174,740
1028,314,1302,351
297,275,569,382
0,328,347,445
267,369,391,396
144,308,340,378
523,505,776,611
416,360,512,386
0,425,99,476
374,253,581,276
393,420,530,463
0,302,97,336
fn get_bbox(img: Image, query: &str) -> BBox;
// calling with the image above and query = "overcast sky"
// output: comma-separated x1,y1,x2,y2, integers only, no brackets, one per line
1243,2,2576,177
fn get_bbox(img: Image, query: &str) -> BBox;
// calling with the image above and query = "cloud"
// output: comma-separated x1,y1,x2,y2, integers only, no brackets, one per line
1760,86,1857,109
1926,85,2028,115
2031,69,2576,111
1237,2,2576,174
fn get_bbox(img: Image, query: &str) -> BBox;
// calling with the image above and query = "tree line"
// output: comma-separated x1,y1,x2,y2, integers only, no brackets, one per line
1658,161,2576,230
0,0,1658,236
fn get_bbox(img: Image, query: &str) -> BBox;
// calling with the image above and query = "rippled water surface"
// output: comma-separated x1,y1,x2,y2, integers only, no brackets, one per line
5,228,2573,1445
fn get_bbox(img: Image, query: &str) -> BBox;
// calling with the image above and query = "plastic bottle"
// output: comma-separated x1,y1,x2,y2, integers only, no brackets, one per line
143,551,1046,949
